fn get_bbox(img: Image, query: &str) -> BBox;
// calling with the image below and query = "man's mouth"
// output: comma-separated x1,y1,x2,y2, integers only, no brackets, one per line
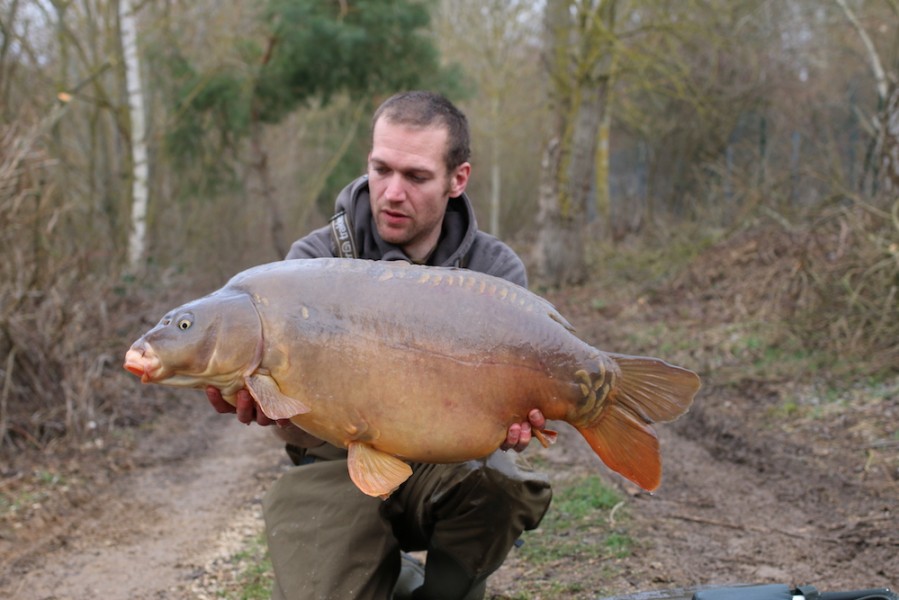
382,209,410,224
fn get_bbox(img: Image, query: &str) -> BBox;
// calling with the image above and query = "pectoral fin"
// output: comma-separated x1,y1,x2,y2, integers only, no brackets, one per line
245,373,310,419
347,442,413,500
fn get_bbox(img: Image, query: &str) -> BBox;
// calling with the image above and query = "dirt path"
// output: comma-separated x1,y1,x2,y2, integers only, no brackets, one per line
0,404,286,600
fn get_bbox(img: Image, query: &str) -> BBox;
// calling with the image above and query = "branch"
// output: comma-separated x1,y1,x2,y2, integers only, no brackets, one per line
834,0,888,103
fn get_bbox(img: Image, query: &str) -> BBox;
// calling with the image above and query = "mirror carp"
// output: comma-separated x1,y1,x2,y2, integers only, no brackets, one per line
124,258,701,498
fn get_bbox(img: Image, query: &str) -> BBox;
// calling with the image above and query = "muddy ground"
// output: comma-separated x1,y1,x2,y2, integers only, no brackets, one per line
0,239,896,599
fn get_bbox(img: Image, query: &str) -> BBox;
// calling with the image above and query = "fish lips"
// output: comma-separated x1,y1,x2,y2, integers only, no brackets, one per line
124,344,162,384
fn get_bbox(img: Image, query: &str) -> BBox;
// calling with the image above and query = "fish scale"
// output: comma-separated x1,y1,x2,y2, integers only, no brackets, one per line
575,358,617,426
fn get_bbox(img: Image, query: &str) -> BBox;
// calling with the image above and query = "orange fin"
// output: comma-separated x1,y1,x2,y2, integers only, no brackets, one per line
533,428,559,448
245,373,311,419
347,442,413,499
578,407,661,491
576,355,700,491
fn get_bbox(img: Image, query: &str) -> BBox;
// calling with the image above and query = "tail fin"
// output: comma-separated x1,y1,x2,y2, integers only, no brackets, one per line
577,355,700,491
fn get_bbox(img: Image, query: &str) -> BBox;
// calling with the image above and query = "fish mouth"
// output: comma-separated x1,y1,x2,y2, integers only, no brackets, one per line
124,345,162,384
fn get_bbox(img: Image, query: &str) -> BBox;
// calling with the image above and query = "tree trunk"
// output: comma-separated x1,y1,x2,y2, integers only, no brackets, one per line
121,0,150,271
595,94,612,240
535,138,586,286
248,123,288,260
534,0,616,288
250,36,288,260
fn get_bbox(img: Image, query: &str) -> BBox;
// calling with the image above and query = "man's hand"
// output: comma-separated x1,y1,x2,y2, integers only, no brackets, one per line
206,386,290,427
501,409,547,453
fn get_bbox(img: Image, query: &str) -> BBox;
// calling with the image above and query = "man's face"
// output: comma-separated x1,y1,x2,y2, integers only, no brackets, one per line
367,118,470,262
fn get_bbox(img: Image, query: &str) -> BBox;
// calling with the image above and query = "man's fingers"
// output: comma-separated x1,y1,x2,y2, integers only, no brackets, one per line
501,423,521,451
527,408,546,430
207,387,276,427
516,421,532,451
206,386,235,414
502,421,534,453
501,412,548,453
235,389,257,424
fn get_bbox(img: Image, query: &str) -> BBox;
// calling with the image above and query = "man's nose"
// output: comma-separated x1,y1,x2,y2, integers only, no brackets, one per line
384,174,405,201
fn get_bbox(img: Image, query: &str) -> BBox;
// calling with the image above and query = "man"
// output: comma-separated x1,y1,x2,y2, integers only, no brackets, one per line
207,91,552,600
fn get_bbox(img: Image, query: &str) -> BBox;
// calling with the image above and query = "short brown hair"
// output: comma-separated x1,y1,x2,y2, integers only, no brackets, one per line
372,91,471,172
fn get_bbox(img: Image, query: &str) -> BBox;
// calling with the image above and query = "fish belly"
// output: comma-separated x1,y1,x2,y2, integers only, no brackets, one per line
278,339,578,463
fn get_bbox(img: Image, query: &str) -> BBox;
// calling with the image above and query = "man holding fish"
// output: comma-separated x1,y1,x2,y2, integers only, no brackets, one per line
207,91,554,600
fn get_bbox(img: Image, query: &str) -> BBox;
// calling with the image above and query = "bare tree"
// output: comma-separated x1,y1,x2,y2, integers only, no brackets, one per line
535,0,618,287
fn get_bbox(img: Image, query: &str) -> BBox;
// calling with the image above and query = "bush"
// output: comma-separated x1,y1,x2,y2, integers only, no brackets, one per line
0,121,166,452
792,197,899,375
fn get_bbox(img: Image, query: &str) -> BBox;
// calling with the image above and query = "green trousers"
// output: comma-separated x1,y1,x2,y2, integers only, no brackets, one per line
263,443,552,600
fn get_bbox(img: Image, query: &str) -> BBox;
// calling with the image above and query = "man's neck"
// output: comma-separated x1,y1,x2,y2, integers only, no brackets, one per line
404,242,438,265
404,236,441,265
402,219,444,264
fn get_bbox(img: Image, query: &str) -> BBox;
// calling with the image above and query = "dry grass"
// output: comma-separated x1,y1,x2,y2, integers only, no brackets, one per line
794,198,899,374
0,122,167,454
666,198,899,379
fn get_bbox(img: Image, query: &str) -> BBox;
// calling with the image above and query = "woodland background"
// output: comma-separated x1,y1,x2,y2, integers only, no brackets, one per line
0,0,897,459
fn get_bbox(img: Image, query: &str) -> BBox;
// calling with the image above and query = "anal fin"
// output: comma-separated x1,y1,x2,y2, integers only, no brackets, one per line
245,373,311,419
347,442,413,500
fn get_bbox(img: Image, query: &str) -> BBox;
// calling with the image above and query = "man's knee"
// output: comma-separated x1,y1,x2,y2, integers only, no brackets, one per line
411,453,552,576
443,452,553,531
263,459,401,600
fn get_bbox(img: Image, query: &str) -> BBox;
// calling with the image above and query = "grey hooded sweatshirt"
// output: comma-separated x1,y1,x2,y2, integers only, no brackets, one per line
285,175,527,287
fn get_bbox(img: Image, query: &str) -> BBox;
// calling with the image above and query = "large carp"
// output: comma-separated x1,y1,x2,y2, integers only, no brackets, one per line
124,258,700,498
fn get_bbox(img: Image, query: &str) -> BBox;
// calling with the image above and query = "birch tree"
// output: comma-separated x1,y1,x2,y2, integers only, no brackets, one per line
120,0,149,270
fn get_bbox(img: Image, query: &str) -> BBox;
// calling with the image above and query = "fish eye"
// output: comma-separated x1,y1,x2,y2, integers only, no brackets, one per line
178,318,192,330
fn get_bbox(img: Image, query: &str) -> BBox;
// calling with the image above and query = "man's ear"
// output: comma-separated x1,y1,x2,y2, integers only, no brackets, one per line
448,162,471,197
